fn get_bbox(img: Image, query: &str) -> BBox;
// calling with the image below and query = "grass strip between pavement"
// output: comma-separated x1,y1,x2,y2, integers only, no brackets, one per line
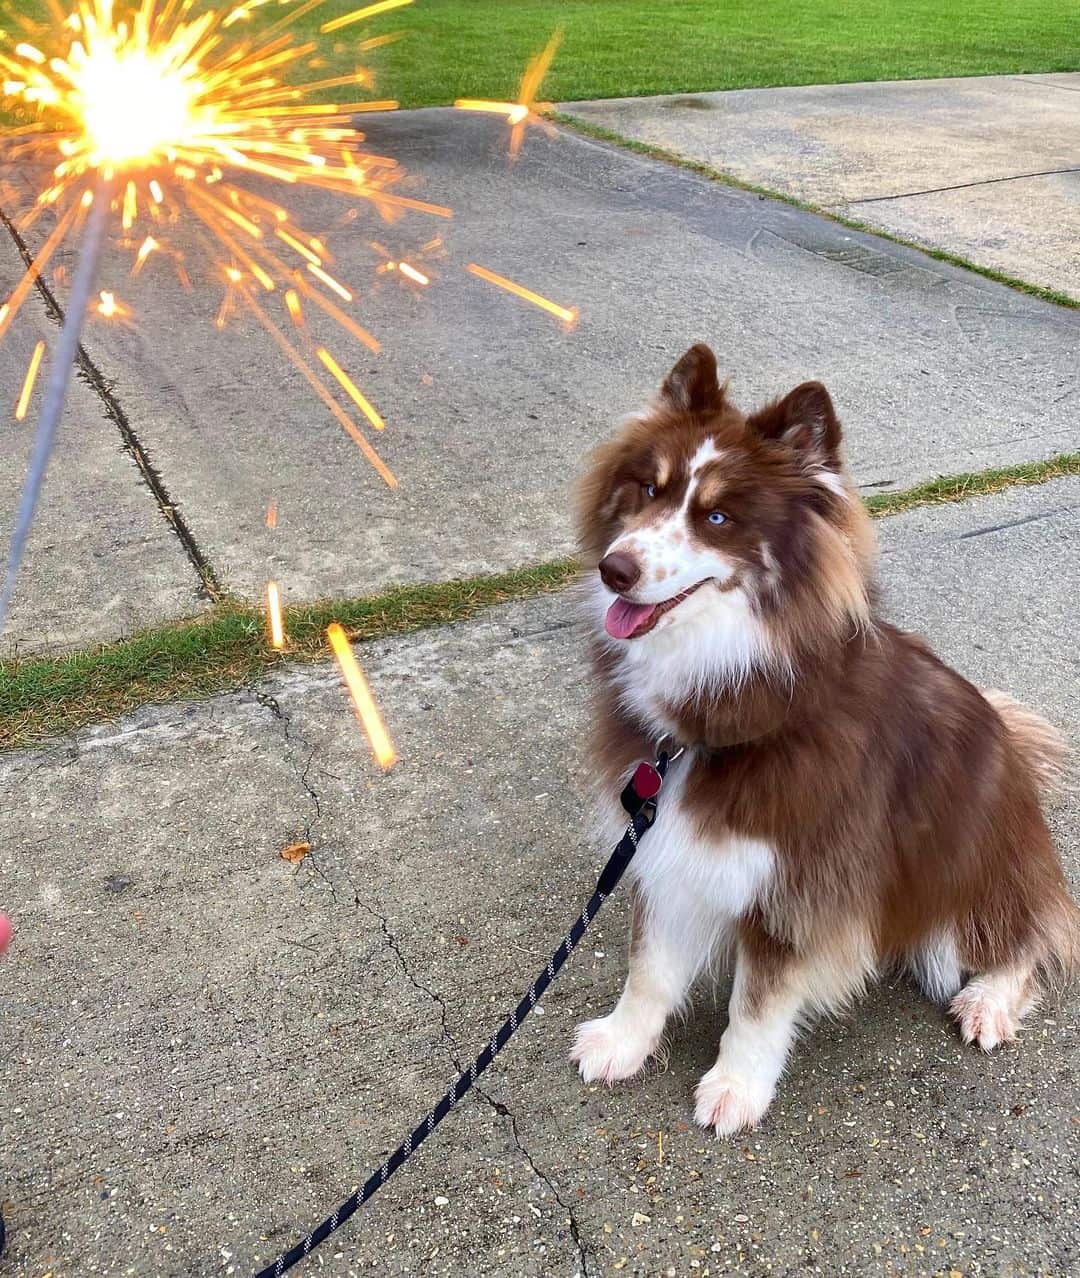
2,453,1077,752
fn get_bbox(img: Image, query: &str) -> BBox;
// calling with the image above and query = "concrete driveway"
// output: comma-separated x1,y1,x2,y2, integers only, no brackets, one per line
2,109,1078,651
0,478,1077,1278
564,74,1080,302
0,98,1077,1278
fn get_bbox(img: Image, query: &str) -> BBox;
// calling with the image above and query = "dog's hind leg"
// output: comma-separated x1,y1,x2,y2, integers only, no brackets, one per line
948,842,1076,1051
950,963,1038,1051
571,884,701,1085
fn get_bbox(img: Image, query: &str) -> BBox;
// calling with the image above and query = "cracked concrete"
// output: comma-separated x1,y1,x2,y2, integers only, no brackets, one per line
1,477,1076,1276
564,72,1080,300
261,678,590,1276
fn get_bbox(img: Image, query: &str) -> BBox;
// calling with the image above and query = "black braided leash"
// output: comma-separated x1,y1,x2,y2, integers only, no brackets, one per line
254,750,672,1278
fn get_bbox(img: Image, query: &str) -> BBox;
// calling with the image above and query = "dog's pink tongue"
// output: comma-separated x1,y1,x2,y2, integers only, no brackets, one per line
605,598,656,639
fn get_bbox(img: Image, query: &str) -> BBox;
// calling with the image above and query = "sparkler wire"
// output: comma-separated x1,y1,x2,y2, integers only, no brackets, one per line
0,176,113,633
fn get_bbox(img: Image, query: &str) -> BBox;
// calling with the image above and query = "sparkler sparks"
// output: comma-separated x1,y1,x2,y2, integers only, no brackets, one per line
266,580,285,649
466,263,578,327
1,4,577,771
397,261,428,286
454,29,562,158
95,289,130,320
0,0,434,638
326,622,397,769
0,0,421,496
14,339,45,420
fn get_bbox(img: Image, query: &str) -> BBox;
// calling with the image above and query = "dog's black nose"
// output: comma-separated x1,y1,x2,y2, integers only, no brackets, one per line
599,552,641,594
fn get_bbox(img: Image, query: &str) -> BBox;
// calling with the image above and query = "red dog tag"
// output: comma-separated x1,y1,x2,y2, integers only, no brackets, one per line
632,760,663,800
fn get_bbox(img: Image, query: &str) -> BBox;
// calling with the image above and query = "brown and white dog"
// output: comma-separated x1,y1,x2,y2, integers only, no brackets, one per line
571,343,1077,1135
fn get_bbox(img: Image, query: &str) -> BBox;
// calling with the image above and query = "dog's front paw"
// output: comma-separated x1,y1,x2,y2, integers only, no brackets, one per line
694,1066,772,1136
570,1014,655,1085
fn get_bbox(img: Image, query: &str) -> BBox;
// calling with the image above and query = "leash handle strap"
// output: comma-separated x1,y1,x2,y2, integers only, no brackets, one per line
255,753,669,1277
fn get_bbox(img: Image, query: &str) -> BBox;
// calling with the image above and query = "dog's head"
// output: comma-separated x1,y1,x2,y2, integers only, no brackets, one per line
578,344,876,684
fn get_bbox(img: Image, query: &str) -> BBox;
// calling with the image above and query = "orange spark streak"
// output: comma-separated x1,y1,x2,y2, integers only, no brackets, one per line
276,226,321,265
237,282,396,487
122,179,137,229
453,30,562,158
398,261,428,285
320,0,413,35
96,290,131,318
266,580,285,648
284,288,305,328
466,263,577,327
326,622,397,769
132,234,158,274
265,500,277,529
15,340,46,420
454,99,528,126
188,194,276,290
307,261,352,301
293,274,380,353
316,347,385,430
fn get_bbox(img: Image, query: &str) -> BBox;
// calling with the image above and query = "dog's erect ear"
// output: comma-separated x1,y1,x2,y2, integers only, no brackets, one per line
748,381,842,467
660,343,723,414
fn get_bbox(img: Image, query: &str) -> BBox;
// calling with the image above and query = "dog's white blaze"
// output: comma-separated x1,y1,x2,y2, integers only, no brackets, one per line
686,438,724,483
604,440,732,606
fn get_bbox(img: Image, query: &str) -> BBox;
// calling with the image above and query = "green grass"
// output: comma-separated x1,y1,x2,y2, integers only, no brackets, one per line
860,454,1079,516
309,0,1078,108
2,455,1076,753
0,559,578,751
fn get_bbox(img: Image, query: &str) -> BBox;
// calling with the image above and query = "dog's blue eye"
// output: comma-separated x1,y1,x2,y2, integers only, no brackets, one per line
644,483,657,498
708,511,727,525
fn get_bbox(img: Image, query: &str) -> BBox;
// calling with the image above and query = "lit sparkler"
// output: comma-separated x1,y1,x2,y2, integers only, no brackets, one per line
0,0,437,631
1,4,576,774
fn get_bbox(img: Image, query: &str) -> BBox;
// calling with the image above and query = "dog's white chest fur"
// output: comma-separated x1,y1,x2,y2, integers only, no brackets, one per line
623,757,776,941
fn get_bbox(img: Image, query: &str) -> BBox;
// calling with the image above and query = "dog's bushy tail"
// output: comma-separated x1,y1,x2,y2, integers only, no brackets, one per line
984,689,1068,799
984,690,1077,981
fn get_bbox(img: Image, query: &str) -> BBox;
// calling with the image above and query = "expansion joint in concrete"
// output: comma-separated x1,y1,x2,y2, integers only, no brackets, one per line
0,206,224,604
846,165,1080,205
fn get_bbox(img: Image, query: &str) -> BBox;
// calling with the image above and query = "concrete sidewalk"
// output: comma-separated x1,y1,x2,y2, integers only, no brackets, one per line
3,110,1078,652
0,242,204,650
1,477,1076,1277
564,74,1080,302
